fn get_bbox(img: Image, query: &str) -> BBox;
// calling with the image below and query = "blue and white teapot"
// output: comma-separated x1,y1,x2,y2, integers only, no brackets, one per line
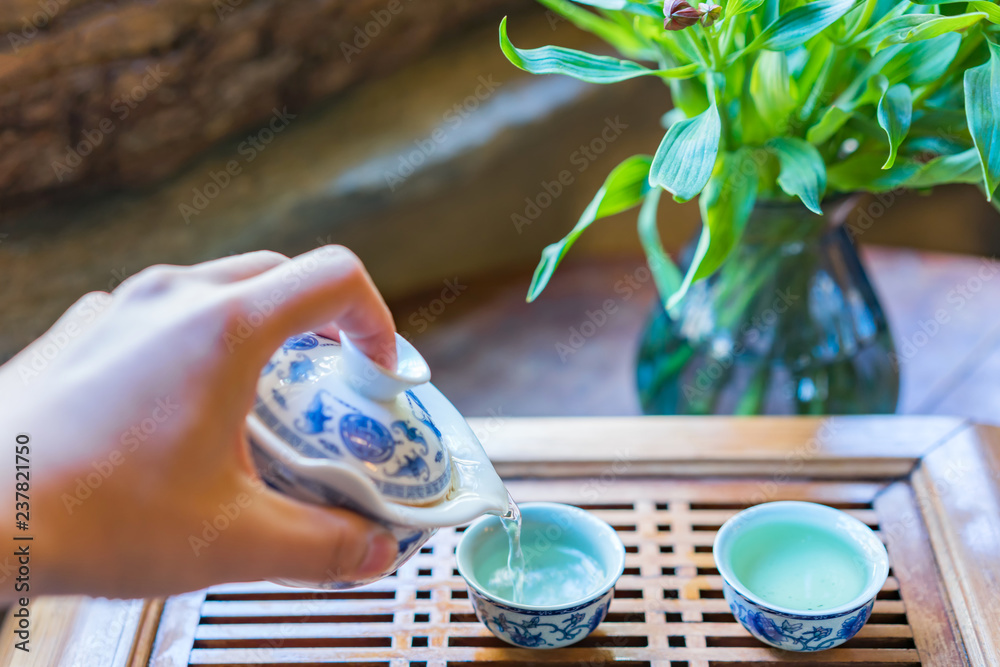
246,331,509,588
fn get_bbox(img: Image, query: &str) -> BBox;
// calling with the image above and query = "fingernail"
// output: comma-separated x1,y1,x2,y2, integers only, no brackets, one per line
358,530,397,578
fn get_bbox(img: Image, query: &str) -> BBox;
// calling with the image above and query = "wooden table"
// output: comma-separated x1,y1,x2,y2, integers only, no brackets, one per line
393,247,1000,424
5,416,999,666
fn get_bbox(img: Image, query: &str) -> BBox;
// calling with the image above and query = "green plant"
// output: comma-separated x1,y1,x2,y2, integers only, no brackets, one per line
500,0,1000,307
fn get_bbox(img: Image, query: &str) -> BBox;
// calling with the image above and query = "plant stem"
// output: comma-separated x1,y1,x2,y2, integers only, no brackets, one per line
708,74,735,150
720,13,740,59
704,25,724,70
914,26,984,105
847,0,878,41
653,39,677,70
681,29,715,70
688,26,735,150
799,45,840,126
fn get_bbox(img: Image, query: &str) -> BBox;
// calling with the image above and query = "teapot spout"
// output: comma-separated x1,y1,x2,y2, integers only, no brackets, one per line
385,429,510,528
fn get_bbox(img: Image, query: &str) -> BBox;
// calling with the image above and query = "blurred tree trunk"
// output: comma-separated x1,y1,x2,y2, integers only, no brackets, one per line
0,0,522,209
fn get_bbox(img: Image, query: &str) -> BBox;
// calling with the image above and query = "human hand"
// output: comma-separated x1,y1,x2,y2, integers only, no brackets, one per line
0,247,400,600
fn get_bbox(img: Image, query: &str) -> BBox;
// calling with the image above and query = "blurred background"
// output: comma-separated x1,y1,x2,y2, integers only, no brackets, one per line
1,0,998,422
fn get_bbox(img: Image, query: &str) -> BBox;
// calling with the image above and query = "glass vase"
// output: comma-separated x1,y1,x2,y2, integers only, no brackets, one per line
636,198,899,415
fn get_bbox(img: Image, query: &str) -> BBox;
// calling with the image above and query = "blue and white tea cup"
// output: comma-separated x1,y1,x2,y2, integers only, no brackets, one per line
713,501,890,652
456,502,625,649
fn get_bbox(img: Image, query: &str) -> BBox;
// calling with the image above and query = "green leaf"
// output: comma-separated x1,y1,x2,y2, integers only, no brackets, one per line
889,33,962,86
904,148,983,188
750,51,798,132
727,0,766,17
526,156,653,302
649,101,721,201
668,77,711,118
769,137,827,213
855,15,932,51
906,135,970,156
807,106,852,144
876,13,987,48
969,1,1000,24
910,107,972,138
637,188,683,304
749,0,856,52
876,81,912,169
857,14,984,52
499,17,698,84
837,34,960,106
795,38,834,93
675,27,715,66
764,0,780,24
668,149,758,308
869,0,910,24
965,40,1000,200
565,0,664,12
559,0,627,7
827,152,920,191
910,0,1000,24
535,0,652,60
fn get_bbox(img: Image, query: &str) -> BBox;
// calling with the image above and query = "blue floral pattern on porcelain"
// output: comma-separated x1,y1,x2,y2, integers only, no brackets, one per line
247,330,513,590
252,334,452,505
469,588,614,649
723,580,874,651
456,502,626,650
247,437,436,589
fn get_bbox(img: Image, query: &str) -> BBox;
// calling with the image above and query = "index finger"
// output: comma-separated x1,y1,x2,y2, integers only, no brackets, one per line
234,245,398,369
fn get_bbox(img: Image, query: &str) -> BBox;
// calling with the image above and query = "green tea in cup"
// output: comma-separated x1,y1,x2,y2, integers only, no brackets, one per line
713,500,890,652
456,502,627,649
729,520,868,611
476,542,606,606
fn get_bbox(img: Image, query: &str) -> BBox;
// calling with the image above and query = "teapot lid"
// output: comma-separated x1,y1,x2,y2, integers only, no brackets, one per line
250,331,454,506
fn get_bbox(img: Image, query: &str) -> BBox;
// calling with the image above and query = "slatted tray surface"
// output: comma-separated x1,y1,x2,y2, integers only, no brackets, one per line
178,479,924,667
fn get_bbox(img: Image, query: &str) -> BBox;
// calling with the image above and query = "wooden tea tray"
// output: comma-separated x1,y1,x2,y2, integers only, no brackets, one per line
4,416,999,666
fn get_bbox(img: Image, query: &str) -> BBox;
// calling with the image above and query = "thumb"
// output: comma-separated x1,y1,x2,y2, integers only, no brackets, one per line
234,486,398,585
